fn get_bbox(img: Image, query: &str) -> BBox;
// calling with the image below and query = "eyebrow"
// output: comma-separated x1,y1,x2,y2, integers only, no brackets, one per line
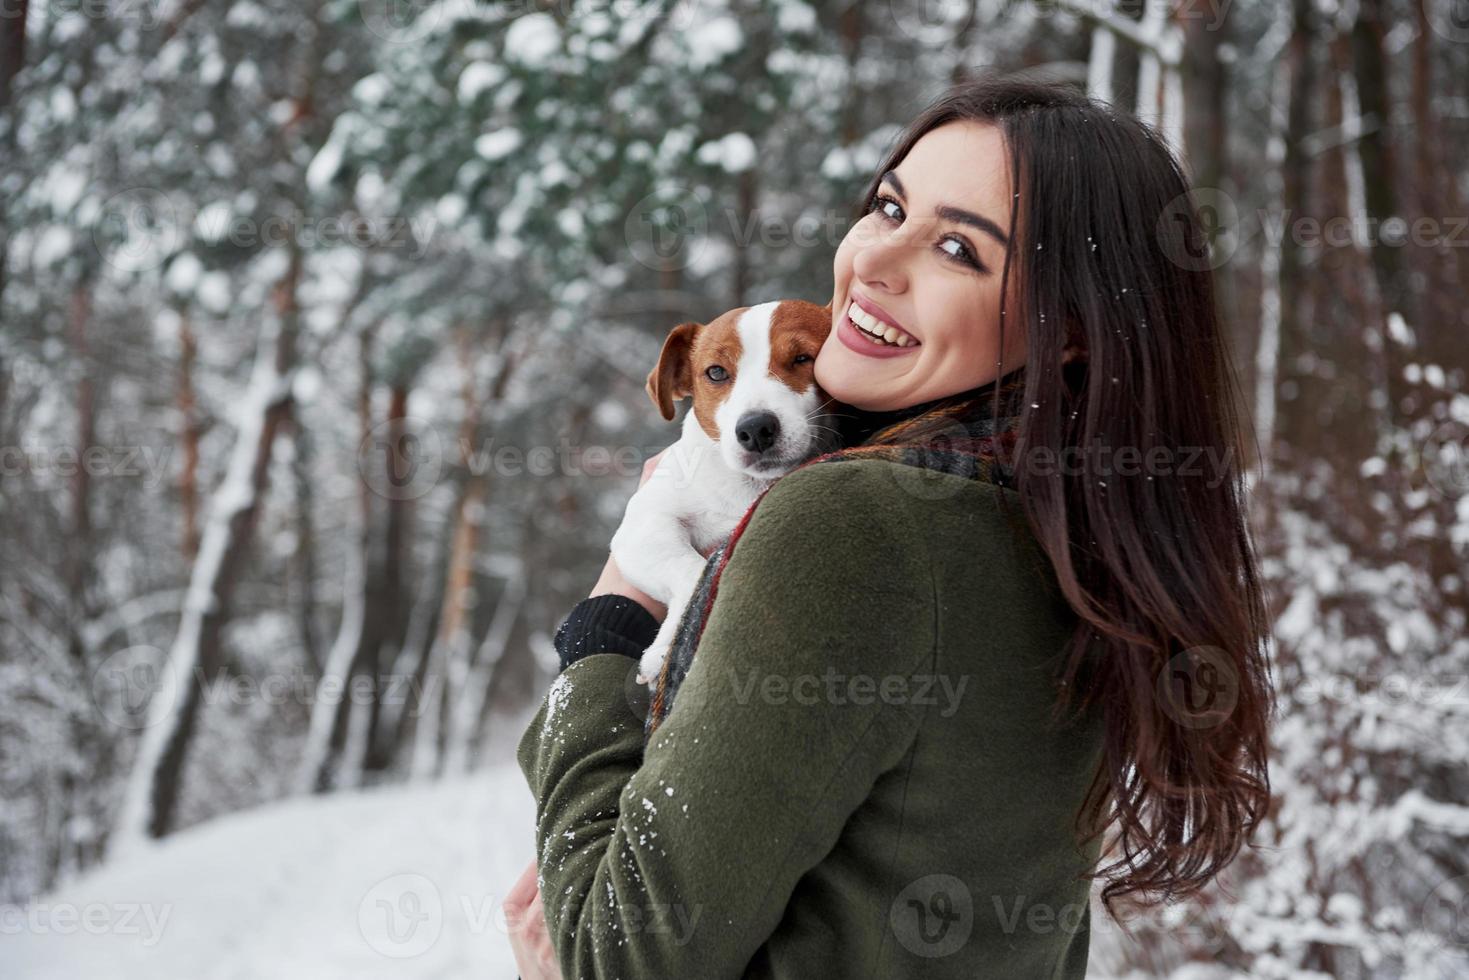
881,170,1010,247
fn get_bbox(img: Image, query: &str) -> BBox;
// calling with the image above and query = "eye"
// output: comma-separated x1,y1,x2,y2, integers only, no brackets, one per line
705,365,729,382
869,193,903,223
792,354,813,366
938,236,982,269
868,192,987,274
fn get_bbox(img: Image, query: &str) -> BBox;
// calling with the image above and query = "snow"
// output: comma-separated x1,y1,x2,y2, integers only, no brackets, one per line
504,14,560,67
696,132,757,174
474,129,522,162
456,62,505,104
1387,312,1416,346
3,768,536,980
306,132,345,194
686,15,744,70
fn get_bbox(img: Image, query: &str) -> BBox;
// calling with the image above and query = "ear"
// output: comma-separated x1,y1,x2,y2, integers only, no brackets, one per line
646,321,702,421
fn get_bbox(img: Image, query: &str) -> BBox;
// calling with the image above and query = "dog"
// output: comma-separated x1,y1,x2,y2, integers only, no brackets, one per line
610,299,840,685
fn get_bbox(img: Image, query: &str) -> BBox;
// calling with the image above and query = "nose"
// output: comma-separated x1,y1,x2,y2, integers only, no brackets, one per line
735,411,781,454
850,229,910,294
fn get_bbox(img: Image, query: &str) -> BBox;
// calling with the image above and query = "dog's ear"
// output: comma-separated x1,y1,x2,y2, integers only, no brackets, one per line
646,321,702,421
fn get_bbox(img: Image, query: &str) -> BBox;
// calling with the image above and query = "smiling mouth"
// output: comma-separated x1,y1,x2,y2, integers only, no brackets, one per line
845,299,919,347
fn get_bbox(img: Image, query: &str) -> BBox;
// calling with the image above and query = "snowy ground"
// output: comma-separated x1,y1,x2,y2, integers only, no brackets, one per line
0,756,1245,979
2,766,537,980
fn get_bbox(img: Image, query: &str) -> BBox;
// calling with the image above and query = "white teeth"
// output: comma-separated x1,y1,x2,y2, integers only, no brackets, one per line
846,300,915,347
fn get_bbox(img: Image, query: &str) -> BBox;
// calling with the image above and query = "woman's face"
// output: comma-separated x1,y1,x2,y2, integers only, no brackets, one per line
816,120,1026,412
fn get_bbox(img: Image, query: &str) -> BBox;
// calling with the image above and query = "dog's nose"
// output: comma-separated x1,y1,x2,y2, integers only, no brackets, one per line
735,412,781,454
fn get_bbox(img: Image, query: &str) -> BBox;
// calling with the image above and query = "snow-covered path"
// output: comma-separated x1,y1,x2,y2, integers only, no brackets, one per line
3,767,536,980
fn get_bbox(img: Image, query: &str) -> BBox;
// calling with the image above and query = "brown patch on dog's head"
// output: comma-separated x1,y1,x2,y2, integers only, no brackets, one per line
767,299,832,396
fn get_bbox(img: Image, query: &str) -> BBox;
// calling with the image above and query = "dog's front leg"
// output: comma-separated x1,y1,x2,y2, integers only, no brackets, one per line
636,571,704,685
610,489,708,605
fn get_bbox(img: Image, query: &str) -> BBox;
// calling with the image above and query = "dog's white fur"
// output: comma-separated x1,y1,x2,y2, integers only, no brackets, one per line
610,300,837,684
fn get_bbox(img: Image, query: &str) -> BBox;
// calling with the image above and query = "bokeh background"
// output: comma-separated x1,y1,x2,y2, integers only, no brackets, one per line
1,1,1467,977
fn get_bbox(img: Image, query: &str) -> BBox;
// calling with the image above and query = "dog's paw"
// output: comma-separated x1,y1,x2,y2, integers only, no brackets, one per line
637,641,669,687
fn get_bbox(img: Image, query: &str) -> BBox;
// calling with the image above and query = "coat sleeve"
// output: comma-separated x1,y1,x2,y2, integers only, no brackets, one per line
516,459,938,979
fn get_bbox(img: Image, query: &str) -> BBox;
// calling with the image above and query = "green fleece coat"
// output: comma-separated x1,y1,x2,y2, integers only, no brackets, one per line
517,457,1107,979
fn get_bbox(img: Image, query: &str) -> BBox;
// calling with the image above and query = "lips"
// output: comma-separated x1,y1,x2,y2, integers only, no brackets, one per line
848,293,918,345
836,294,920,359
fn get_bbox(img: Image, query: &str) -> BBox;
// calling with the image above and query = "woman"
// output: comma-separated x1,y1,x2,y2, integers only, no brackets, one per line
506,74,1273,978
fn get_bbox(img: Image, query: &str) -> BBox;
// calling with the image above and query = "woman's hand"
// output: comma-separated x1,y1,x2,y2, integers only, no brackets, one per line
588,449,671,619
505,857,561,980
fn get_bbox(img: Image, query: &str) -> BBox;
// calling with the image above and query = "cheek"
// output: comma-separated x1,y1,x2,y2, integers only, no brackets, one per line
831,238,852,287
924,283,999,357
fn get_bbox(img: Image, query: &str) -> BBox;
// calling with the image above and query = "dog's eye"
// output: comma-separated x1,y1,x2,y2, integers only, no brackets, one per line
793,354,813,366
705,365,729,382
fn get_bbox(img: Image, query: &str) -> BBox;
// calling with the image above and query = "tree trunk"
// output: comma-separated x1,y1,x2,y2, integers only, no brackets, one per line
113,244,301,850
178,307,201,560
443,574,525,776
1349,0,1406,435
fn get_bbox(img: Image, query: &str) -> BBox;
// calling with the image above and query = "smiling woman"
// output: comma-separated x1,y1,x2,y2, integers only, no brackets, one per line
819,121,1026,405
514,72,1274,979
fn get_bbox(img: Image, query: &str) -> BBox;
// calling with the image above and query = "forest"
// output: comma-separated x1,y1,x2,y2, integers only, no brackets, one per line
1,1,1466,977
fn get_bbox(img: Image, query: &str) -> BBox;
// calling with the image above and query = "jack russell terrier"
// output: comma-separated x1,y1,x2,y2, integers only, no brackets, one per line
611,299,841,684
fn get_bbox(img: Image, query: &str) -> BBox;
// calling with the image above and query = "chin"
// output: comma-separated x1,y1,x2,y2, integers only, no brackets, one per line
814,349,883,412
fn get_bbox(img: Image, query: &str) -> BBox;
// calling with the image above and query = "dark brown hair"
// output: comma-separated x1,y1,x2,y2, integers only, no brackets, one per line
856,73,1274,916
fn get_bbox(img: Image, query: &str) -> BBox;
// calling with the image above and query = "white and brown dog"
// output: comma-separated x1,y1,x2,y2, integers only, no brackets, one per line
612,299,840,684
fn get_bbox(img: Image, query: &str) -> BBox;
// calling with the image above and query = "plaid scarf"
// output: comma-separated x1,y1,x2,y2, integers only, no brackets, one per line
643,367,1028,739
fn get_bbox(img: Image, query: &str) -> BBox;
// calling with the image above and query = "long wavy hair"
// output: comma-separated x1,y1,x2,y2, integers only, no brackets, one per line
855,74,1274,915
